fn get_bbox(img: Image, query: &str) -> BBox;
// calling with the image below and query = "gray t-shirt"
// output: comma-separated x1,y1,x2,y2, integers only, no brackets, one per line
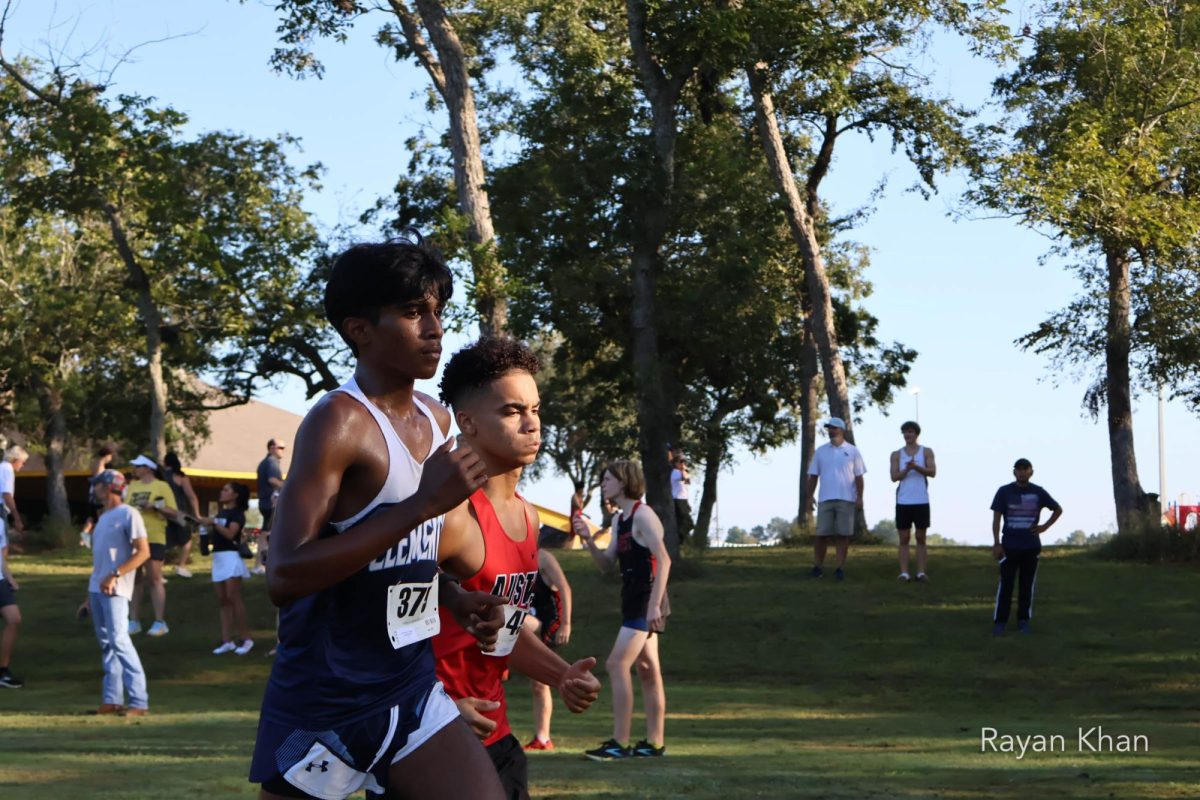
89,504,148,600
0,525,7,578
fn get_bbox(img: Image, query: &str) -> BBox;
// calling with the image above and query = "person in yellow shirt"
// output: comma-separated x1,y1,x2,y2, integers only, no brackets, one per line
126,456,181,637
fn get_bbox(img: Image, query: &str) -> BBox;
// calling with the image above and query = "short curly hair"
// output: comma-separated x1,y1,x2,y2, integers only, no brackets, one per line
439,337,540,409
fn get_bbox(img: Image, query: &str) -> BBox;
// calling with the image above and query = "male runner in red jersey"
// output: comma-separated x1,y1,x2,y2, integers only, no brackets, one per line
434,337,601,800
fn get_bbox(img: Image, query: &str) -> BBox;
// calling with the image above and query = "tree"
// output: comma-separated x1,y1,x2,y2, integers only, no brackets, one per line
0,207,144,532
740,0,1003,443
264,0,509,334
1058,529,1089,546
0,49,334,465
725,525,754,544
870,518,899,544
973,0,1200,533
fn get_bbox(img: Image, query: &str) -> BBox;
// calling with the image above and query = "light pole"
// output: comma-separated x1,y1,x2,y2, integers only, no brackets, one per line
1158,382,1166,517
909,387,921,423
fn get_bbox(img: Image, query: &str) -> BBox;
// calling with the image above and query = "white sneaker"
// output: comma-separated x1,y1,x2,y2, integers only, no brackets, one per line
898,572,911,582
128,620,142,635
175,566,193,578
212,641,237,655
147,621,170,637
250,565,266,576
234,639,255,656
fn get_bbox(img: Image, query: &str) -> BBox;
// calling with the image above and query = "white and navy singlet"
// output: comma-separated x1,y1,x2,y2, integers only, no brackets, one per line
260,377,448,727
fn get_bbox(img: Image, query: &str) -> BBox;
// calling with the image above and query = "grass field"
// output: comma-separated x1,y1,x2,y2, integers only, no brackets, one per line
0,544,1197,799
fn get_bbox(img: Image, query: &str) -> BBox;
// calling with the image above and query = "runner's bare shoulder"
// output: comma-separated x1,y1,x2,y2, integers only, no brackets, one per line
415,390,452,436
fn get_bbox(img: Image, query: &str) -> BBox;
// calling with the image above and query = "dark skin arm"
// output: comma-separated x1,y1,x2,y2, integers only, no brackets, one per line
266,393,487,607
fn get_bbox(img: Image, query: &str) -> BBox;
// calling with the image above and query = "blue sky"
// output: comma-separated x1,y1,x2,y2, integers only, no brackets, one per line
7,1,1199,544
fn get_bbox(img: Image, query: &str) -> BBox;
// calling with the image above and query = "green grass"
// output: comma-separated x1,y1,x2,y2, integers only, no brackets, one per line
0,545,1197,798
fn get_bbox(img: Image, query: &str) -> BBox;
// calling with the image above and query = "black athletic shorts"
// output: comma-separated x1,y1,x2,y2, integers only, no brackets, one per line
0,579,15,609
895,503,931,531
486,733,529,800
148,542,167,562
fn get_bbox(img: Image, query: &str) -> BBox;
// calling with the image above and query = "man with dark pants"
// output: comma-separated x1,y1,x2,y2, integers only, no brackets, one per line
669,456,694,545
990,458,1062,635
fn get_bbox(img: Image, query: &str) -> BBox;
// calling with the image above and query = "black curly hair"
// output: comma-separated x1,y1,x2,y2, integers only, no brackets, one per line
439,337,540,409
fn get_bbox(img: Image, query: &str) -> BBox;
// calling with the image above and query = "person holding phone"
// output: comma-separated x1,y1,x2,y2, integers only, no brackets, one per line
127,456,181,637
202,483,254,656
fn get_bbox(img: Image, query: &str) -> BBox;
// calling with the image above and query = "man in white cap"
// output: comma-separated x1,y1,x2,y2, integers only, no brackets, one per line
805,418,866,581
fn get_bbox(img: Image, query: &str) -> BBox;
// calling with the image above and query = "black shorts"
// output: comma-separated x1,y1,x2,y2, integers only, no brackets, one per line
896,504,931,531
148,542,167,562
0,579,16,609
486,733,529,800
261,507,274,532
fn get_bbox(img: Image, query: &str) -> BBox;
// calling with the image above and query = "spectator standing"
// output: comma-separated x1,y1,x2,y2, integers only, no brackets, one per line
805,418,866,581
253,438,285,576
162,452,200,578
85,469,151,715
990,459,1062,635
127,455,181,636
0,516,22,688
890,421,936,582
202,483,254,656
80,446,116,548
669,455,694,544
1,446,28,550
524,549,574,751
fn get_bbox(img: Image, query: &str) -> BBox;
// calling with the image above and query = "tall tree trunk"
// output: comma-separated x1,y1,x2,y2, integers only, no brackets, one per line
397,0,507,335
624,0,698,559
746,63,855,443
694,435,723,546
101,199,168,460
1105,245,1146,533
796,318,820,528
32,376,70,527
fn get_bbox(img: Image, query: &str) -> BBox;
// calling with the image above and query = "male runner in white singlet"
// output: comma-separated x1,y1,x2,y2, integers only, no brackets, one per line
250,237,506,800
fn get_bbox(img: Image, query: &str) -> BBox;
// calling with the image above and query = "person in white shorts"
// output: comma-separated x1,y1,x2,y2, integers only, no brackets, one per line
202,483,254,655
805,418,865,581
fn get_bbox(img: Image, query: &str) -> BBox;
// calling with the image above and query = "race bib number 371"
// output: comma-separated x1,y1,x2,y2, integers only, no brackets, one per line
386,578,440,649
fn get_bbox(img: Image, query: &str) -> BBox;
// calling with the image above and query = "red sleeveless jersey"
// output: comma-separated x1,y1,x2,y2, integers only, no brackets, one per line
434,489,539,745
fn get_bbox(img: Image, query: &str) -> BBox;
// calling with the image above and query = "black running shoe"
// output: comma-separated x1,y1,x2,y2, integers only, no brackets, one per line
631,739,666,757
0,668,24,688
585,739,631,761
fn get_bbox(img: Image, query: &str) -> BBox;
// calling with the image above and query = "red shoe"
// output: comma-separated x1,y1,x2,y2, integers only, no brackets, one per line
524,737,554,751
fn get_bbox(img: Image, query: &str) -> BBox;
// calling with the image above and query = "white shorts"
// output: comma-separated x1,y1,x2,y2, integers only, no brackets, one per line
211,550,251,583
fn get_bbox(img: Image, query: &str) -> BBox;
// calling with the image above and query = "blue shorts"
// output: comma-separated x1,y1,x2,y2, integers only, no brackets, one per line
249,681,460,799
622,617,649,632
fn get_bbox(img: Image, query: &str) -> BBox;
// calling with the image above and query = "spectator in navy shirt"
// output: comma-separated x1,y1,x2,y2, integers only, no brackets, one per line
989,458,1062,635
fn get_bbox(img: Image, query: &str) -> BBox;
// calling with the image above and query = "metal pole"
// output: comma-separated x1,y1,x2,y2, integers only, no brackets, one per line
1158,382,1167,516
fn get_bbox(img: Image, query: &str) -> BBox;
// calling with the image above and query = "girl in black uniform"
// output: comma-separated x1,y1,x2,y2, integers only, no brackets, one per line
574,460,671,760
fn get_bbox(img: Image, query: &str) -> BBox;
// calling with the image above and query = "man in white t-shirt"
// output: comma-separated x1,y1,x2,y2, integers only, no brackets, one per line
0,446,28,548
805,418,866,581
669,455,694,544
0,521,22,688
